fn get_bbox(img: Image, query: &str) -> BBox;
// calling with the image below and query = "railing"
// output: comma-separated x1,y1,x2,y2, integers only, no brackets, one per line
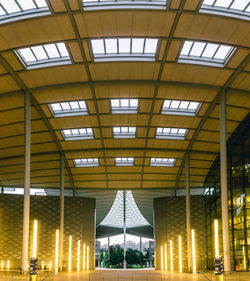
0,271,54,281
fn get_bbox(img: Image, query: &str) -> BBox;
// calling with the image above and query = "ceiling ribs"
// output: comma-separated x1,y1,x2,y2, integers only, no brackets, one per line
0,54,76,194
62,0,109,188
174,53,250,189
140,0,187,188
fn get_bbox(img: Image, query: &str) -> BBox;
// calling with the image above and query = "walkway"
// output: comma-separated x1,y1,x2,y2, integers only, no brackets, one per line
54,269,250,281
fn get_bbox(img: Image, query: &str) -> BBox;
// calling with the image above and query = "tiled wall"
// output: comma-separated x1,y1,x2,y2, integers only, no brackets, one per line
154,196,206,271
0,194,95,270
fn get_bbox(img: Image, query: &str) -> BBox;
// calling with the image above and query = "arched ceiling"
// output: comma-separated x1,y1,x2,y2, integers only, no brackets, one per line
0,0,249,194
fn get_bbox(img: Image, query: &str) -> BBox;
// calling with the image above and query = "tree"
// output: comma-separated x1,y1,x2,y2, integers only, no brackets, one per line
126,248,145,267
109,244,124,267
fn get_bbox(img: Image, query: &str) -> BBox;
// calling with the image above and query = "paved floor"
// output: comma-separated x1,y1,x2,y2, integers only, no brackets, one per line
0,269,249,281
54,269,250,281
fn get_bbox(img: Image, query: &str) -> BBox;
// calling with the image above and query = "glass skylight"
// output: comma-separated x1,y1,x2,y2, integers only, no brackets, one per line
74,158,99,167
150,158,176,167
115,157,134,166
82,0,167,11
0,0,50,23
200,0,250,20
178,40,235,67
100,190,149,228
111,99,138,114
15,42,71,70
113,127,136,138
162,100,201,116
156,128,188,140
91,38,158,62
49,100,88,117
62,128,93,140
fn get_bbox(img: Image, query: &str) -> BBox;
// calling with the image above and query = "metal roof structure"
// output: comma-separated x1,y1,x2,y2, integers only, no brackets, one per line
0,0,249,236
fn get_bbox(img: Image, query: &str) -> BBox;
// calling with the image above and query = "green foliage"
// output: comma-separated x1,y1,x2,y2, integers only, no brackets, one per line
109,244,124,267
125,248,145,266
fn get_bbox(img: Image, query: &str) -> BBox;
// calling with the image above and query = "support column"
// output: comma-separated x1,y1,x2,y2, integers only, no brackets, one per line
108,236,110,261
21,92,31,271
140,236,142,252
59,155,64,271
220,91,231,273
185,154,192,272
123,191,126,268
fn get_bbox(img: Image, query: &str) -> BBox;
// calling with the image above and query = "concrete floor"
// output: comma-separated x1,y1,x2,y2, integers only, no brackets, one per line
53,269,250,281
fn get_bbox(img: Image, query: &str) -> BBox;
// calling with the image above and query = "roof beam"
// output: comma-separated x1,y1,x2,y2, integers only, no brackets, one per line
140,0,187,188
1,80,249,100
175,53,250,188
0,54,76,194
62,0,109,188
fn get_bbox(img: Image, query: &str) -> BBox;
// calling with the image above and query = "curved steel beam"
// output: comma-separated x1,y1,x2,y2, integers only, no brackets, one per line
0,54,76,193
174,53,250,188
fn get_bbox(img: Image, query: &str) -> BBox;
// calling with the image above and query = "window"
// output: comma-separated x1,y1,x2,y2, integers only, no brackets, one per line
82,0,167,11
115,157,134,166
150,158,176,167
49,100,88,117
162,100,201,116
111,99,138,114
16,42,71,70
113,127,136,138
91,38,158,62
62,128,93,140
178,40,235,67
156,128,188,140
200,0,250,20
0,0,50,23
73,158,99,167
3,187,46,196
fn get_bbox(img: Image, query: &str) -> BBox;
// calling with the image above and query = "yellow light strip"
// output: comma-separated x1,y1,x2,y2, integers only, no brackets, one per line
55,229,59,274
83,243,86,270
7,260,10,270
192,229,196,274
87,246,89,270
77,240,80,272
33,220,38,258
164,243,167,271
41,260,44,271
179,236,182,273
1,260,3,269
160,245,163,270
49,261,52,271
69,236,72,273
214,219,219,258
170,240,173,272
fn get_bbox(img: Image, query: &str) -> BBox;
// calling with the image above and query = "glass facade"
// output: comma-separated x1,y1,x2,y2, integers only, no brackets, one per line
204,113,250,271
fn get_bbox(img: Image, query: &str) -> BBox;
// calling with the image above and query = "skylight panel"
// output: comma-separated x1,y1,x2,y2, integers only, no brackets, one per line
156,127,188,140
100,191,149,228
49,100,88,117
16,42,71,70
91,38,158,62
62,128,94,140
113,127,136,138
82,0,167,11
178,40,235,67
115,157,134,166
0,0,50,24
162,99,201,116
150,158,176,167
200,0,250,20
74,158,99,167
111,99,138,114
